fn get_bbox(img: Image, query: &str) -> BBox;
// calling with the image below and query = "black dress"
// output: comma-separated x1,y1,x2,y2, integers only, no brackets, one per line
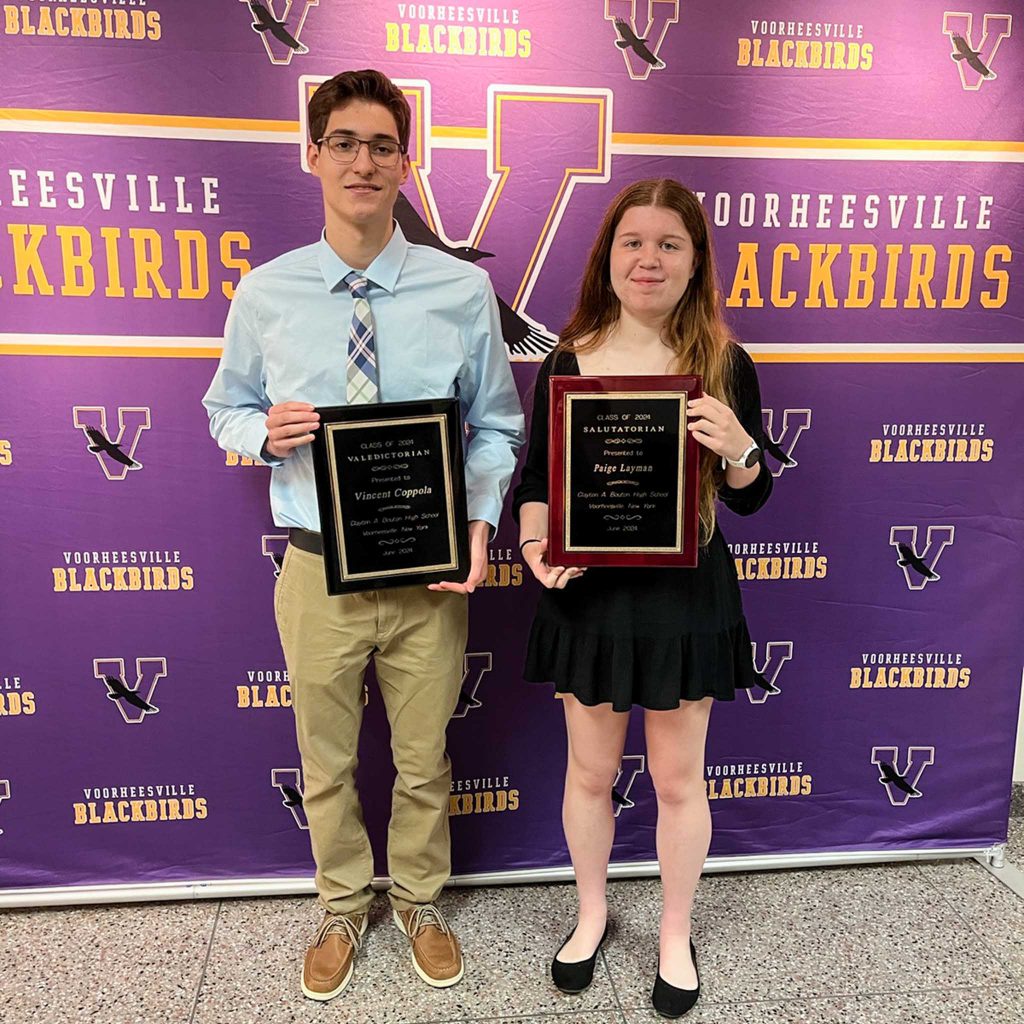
511,344,773,711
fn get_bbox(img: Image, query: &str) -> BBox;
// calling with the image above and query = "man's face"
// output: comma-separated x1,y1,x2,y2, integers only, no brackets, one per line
308,99,410,232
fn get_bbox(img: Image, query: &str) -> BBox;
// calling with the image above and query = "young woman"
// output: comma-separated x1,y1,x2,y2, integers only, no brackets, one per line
512,179,772,1018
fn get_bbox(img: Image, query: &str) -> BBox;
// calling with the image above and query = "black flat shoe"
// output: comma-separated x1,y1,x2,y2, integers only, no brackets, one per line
550,923,608,994
651,939,700,1018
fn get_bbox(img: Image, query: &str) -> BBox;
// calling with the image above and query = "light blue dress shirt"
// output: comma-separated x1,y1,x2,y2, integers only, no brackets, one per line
203,225,525,532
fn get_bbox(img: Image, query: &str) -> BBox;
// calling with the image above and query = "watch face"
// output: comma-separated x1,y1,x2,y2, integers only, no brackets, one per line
744,446,761,468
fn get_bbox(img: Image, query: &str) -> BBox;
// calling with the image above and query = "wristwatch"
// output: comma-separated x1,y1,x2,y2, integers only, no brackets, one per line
722,438,761,470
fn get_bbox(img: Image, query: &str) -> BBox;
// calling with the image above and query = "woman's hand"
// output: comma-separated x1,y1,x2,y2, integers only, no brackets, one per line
522,538,587,590
686,395,751,462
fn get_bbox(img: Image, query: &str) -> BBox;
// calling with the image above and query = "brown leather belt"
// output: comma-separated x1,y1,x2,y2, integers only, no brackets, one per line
288,528,323,556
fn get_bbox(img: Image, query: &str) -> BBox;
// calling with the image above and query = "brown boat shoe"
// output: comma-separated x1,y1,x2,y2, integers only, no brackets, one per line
393,904,464,987
301,910,368,1001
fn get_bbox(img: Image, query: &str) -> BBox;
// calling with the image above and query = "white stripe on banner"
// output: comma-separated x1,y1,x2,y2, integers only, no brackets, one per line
0,119,296,145
608,142,1024,163
0,334,224,357
3,110,1022,163
745,343,1024,362
3,335,1024,362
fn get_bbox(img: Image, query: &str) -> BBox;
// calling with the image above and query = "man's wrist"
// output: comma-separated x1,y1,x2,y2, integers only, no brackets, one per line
467,518,496,543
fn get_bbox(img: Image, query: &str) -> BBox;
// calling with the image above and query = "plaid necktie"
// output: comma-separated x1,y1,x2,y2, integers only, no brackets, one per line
344,271,379,404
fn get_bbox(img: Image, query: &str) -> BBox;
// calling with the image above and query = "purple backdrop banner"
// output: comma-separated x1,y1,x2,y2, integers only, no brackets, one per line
1,0,1022,895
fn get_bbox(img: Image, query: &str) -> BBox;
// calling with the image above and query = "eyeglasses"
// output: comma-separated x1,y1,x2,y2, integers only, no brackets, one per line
316,134,405,168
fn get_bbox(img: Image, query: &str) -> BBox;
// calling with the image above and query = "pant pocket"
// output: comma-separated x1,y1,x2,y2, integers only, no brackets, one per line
273,544,295,623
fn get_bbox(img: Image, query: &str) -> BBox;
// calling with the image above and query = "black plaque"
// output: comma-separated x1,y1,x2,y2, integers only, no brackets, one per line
311,399,469,594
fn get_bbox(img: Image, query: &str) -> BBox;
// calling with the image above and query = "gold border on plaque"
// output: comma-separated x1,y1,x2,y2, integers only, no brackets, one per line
563,392,687,554
324,413,458,580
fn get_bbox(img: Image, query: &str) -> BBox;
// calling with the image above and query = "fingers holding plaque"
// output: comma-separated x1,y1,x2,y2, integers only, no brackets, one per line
311,399,470,594
548,376,701,568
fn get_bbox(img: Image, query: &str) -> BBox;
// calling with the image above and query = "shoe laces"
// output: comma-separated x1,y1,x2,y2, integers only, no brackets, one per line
405,904,450,938
314,912,363,950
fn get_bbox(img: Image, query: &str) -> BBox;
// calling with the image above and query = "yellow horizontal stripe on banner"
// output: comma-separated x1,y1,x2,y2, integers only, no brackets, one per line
5,110,1019,155
3,345,1023,363
431,126,488,140
0,108,299,134
0,344,223,358
752,352,1024,363
611,132,1024,154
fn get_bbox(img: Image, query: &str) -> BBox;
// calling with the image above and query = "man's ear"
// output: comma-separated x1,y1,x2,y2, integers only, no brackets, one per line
307,140,321,178
399,153,411,185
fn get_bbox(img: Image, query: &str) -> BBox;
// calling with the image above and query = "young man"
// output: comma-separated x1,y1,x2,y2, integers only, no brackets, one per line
203,69,524,1000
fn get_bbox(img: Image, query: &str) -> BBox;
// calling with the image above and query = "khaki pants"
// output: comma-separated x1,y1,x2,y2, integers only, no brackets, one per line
275,543,468,915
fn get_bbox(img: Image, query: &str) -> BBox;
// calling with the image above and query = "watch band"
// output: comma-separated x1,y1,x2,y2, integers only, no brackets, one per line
722,439,760,470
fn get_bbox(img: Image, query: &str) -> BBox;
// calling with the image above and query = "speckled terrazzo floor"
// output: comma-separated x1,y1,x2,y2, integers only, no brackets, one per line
1,792,1021,1024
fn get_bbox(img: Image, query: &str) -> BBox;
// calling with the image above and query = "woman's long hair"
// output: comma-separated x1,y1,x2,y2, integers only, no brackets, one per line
558,178,736,544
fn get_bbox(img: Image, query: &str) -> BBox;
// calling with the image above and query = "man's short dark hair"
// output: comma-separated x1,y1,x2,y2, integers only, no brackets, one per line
308,69,411,150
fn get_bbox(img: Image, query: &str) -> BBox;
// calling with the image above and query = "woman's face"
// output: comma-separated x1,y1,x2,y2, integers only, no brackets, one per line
608,204,698,322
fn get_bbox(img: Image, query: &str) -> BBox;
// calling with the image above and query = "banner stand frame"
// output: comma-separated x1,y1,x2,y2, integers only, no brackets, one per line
976,848,1024,899
2,844,1017,910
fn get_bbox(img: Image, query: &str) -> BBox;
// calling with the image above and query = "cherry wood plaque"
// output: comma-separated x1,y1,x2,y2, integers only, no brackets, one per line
548,375,701,568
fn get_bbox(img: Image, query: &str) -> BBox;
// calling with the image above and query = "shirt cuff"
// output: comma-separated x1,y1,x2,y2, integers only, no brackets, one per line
467,498,502,540
246,421,283,467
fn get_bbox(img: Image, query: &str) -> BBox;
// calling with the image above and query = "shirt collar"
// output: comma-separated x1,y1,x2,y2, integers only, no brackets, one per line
317,222,408,295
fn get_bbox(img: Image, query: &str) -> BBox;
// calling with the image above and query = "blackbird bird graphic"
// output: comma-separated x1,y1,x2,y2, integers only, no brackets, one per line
878,761,921,797
896,542,940,581
394,192,557,356
395,193,493,261
84,427,141,469
762,435,797,468
103,674,159,714
611,786,634,810
246,0,308,53
613,17,666,69
950,33,995,78
280,784,304,808
456,686,483,714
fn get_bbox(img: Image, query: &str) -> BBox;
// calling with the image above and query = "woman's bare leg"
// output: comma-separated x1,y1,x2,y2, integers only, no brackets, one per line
644,698,713,987
557,694,630,961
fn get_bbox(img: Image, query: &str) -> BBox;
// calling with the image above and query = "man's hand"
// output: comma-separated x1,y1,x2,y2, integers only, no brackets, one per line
428,520,490,594
265,402,320,459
